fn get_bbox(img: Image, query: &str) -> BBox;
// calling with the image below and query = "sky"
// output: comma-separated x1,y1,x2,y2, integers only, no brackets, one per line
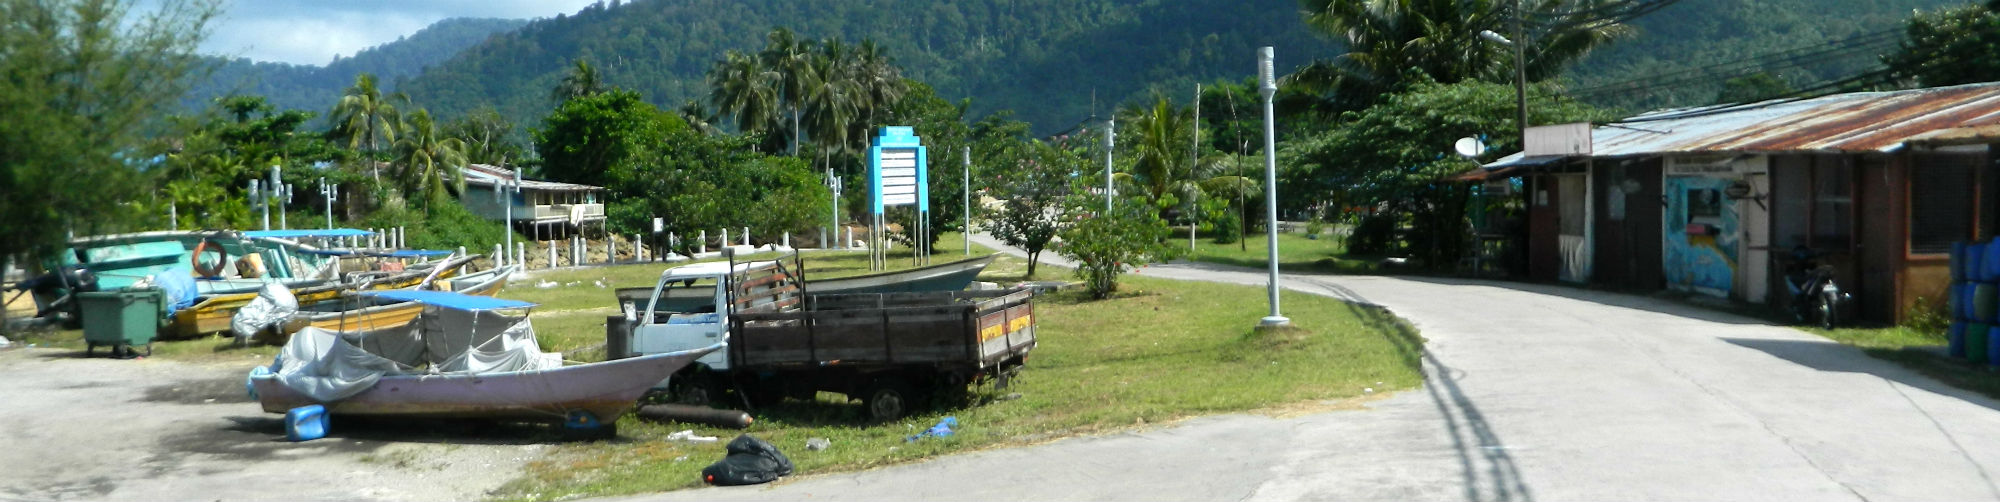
193,0,599,66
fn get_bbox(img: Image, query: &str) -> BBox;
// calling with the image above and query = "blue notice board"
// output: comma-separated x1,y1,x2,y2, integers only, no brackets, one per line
868,126,928,214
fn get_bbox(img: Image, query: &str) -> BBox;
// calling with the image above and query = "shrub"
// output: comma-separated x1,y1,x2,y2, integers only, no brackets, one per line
1056,198,1185,299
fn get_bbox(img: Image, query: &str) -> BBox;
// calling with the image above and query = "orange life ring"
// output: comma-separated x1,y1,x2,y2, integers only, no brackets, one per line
192,239,228,278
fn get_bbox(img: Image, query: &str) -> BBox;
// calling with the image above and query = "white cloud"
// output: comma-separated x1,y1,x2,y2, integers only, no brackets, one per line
194,0,600,66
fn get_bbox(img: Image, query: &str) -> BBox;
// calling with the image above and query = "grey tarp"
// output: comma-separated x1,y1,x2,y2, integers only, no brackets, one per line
272,308,560,402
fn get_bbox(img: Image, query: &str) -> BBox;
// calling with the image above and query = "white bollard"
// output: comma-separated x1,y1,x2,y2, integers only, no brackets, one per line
493,244,505,266
547,241,556,269
742,227,750,246
846,227,854,249
573,236,583,267
720,228,729,251
783,232,790,248
515,242,525,267
608,237,617,264
699,231,707,254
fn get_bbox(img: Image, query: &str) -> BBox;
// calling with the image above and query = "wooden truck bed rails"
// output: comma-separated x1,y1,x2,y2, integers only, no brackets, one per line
726,287,1036,369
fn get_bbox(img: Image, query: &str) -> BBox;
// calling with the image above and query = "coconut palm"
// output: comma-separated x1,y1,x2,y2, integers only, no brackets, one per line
1292,0,1633,108
329,73,402,182
1115,96,1256,220
552,60,606,103
802,39,862,156
850,40,907,137
706,50,780,135
391,109,468,208
761,28,817,155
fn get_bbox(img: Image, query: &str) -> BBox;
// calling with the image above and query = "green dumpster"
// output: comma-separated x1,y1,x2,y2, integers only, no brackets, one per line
78,289,161,358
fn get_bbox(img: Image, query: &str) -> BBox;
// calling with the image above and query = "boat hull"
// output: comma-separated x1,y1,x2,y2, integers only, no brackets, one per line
167,256,475,338
250,345,719,423
274,265,514,339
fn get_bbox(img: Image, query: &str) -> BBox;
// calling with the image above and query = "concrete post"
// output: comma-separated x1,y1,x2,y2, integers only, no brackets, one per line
742,227,750,246
720,228,729,251
783,232,790,248
699,231,707,254
547,241,556,269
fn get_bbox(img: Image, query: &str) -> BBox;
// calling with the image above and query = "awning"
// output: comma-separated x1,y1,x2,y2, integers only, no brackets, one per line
1453,154,1568,181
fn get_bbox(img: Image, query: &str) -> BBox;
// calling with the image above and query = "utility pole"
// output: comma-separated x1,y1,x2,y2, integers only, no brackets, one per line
1192,83,1201,252
963,145,971,256
319,178,338,230
1258,46,1290,327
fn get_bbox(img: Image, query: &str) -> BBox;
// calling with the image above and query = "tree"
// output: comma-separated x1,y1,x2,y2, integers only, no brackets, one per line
392,109,468,209
1291,0,1637,110
0,0,219,263
982,139,1082,277
552,59,607,103
533,89,667,188
1114,96,1256,222
1283,80,1608,267
445,107,525,165
607,117,829,252
329,73,403,181
707,50,780,136
1885,2,2000,88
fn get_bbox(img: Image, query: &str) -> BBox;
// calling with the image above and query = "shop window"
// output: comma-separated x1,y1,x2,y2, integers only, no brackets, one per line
1811,157,1852,246
1909,153,1982,255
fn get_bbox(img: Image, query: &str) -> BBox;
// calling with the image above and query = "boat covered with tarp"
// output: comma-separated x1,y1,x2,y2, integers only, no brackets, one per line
248,290,719,436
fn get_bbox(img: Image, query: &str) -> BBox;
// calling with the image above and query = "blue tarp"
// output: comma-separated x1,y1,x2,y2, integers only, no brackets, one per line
359,290,535,311
242,228,376,239
153,266,197,315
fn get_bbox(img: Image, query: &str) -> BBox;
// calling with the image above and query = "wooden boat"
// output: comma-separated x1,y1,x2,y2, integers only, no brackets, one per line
14,230,348,325
614,254,996,316
273,264,519,340
248,291,720,434
166,254,477,338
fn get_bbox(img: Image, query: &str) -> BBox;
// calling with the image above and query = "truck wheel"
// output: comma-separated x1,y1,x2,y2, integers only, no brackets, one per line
862,380,918,421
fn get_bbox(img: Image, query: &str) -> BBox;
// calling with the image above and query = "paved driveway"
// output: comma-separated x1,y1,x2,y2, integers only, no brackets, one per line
627,238,2000,501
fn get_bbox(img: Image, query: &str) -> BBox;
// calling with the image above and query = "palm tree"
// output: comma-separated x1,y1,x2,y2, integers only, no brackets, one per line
552,60,606,103
1115,96,1255,220
802,39,861,156
330,73,402,182
1292,0,1631,109
706,50,780,135
391,109,468,209
851,40,907,136
761,28,816,156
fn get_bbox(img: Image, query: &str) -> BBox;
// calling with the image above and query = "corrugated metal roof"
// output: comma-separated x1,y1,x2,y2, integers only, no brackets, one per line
461,163,604,192
1482,82,2000,169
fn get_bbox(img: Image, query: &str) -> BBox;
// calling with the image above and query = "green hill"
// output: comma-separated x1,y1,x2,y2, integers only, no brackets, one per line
191,0,1975,133
187,17,527,115
394,0,1333,135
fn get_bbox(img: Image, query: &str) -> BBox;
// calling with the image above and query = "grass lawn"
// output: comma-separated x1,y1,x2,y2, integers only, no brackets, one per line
1805,325,2000,399
1182,229,1379,274
493,269,1423,501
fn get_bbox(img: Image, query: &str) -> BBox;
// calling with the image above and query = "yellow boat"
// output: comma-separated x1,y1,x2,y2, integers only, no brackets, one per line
166,255,477,338
273,264,517,339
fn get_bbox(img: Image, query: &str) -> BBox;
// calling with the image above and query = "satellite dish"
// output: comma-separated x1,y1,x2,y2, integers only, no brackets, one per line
1454,137,1488,158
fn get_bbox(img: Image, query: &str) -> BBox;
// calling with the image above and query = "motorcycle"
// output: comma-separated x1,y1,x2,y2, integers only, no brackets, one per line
1783,246,1851,329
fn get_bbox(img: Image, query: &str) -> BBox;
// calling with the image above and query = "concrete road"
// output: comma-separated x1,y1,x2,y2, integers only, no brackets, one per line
626,236,2000,501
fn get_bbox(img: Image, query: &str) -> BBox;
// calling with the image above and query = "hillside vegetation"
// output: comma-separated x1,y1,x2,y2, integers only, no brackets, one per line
186,17,526,114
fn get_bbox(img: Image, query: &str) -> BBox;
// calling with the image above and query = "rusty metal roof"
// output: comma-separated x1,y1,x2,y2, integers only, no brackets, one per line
1484,82,2000,169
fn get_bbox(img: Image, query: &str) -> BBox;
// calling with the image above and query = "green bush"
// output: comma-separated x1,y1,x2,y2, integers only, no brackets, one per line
1056,198,1185,299
1347,212,1398,255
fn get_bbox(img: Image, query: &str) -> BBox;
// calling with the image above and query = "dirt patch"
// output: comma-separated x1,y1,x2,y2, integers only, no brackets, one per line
0,348,544,501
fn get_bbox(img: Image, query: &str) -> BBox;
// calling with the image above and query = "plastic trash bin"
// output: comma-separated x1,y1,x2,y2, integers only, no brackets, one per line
78,289,161,358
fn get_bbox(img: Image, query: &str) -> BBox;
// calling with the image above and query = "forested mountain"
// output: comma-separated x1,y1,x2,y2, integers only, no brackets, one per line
193,0,1975,134
1570,0,1963,111
185,18,526,115
395,0,1334,136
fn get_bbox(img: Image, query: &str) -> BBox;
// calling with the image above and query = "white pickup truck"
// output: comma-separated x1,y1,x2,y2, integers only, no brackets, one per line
608,253,1036,420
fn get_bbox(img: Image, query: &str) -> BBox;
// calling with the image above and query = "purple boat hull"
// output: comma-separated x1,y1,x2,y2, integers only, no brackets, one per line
251,344,719,423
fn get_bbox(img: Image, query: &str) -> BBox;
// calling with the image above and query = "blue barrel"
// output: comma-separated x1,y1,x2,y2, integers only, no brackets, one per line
1976,283,2000,323
1953,282,1970,321
1955,242,1970,281
1950,322,1968,358
1971,323,1992,365
1973,242,1990,282
286,404,329,442
1988,326,2000,367
1985,241,2000,281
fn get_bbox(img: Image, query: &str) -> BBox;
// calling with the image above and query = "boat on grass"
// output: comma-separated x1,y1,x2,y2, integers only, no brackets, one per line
269,263,520,343
613,253,996,317
248,290,719,439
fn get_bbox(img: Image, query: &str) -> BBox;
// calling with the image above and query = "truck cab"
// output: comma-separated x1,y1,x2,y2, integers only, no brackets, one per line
628,259,786,373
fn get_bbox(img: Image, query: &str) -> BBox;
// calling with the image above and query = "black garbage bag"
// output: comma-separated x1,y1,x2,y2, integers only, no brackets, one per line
702,434,794,486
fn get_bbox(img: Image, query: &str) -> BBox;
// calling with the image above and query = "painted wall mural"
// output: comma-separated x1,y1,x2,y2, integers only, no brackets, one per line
1664,176,1739,297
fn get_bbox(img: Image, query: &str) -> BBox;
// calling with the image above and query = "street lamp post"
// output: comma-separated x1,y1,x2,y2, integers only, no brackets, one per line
1479,0,1530,152
1105,117,1116,214
963,145,971,256
1258,46,1290,327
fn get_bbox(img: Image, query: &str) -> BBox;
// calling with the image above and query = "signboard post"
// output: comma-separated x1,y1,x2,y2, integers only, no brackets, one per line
868,126,928,270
